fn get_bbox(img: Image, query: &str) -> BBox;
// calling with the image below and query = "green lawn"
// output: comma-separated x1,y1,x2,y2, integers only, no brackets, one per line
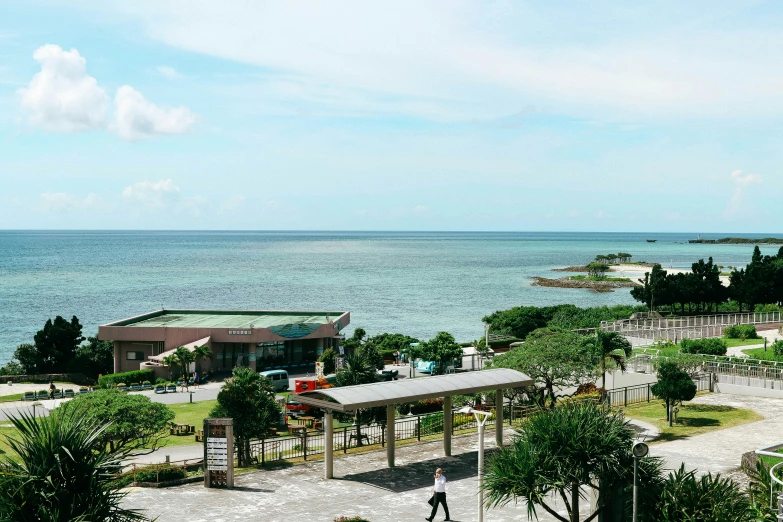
0,393,26,404
622,400,762,443
741,347,783,361
154,399,218,448
725,337,766,348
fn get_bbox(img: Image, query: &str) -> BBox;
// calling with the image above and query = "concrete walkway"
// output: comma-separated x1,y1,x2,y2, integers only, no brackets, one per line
646,392,783,475
725,328,783,357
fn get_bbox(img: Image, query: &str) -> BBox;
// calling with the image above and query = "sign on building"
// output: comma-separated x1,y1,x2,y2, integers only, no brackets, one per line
203,418,234,488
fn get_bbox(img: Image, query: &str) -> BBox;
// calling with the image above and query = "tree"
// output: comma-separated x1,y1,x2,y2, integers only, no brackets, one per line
32,315,85,373
368,332,420,354
318,347,337,375
193,345,213,374
655,353,705,379
0,406,149,521
590,330,633,391
210,366,281,466
342,328,367,354
72,334,115,378
488,328,598,408
12,343,39,374
586,262,610,279
651,361,696,427
57,389,175,454
334,352,383,446
483,401,662,522
418,332,463,375
357,342,385,371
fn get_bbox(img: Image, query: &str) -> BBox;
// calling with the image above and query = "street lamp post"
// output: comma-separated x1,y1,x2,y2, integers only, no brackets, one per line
632,442,649,522
32,401,41,419
459,406,492,522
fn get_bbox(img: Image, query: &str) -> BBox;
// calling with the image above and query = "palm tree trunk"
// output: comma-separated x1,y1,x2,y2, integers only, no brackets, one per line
571,482,579,522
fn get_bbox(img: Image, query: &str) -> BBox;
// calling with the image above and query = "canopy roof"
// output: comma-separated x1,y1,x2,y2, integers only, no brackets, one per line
148,336,210,362
295,368,533,412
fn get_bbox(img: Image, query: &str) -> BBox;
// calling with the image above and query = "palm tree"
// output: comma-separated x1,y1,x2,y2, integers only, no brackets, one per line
172,346,195,380
483,401,662,522
594,329,633,391
162,354,177,380
0,406,148,521
335,352,381,446
193,345,213,374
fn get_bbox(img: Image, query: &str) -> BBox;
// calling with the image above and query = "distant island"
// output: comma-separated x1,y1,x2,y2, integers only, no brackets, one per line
688,237,783,245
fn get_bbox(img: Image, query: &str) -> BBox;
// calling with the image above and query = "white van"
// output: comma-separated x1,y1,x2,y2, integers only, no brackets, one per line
259,370,289,392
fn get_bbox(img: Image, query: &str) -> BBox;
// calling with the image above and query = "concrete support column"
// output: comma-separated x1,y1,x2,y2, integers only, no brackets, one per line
443,396,452,456
248,344,257,371
113,341,121,374
324,410,333,479
495,389,503,447
386,404,395,468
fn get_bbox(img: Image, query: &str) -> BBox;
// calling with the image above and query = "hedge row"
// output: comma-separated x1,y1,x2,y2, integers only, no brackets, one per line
680,338,728,356
98,370,154,389
724,324,760,340
2,373,92,385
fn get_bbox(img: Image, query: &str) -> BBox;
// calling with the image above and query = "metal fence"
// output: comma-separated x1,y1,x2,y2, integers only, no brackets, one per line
242,405,541,466
604,374,713,408
600,312,781,344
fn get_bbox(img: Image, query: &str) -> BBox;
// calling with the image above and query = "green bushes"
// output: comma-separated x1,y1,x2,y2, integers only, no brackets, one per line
98,370,154,389
772,340,783,357
724,325,759,340
680,338,727,356
134,465,186,483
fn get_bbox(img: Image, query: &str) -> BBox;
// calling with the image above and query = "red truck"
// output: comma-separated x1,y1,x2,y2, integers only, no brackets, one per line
285,378,331,417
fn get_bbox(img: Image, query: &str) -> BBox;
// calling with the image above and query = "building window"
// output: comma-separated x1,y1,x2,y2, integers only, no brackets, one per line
126,351,146,361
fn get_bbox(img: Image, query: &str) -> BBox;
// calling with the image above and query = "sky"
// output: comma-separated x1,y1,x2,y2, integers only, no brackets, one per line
0,1,781,232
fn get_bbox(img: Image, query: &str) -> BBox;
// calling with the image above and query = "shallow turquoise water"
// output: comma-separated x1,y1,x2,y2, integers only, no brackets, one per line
0,230,779,363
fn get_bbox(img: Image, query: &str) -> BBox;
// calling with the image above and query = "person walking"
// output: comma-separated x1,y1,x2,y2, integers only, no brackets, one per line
48,381,56,400
193,371,199,389
426,467,450,521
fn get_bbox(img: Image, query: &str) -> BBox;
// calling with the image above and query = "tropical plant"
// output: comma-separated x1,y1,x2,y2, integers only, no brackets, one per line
651,361,697,426
0,406,148,521
335,352,383,445
654,465,755,521
357,342,385,371
172,347,196,379
193,345,213,374
57,388,175,454
483,400,663,522
590,329,633,390
210,366,281,466
318,348,338,375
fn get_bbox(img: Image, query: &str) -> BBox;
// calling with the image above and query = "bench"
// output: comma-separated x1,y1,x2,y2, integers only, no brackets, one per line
23,392,35,401
64,389,74,398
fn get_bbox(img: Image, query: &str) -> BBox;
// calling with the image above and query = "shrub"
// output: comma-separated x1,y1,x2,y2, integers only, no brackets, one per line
98,370,154,389
772,340,783,357
133,464,186,483
679,338,727,356
155,378,166,385
724,325,759,339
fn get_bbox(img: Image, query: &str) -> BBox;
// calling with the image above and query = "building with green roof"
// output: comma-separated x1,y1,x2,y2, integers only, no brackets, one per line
99,309,349,376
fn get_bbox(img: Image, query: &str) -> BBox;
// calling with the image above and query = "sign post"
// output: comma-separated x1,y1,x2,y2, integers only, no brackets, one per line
203,418,234,488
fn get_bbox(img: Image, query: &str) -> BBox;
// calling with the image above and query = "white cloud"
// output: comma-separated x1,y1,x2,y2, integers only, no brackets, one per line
220,194,245,212
70,2,783,122
725,169,763,216
112,85,196,141
595,210,613,219
155,65,183,80
38,192,108,212
17,44,109,132
412,205,428,214
122,179,181,207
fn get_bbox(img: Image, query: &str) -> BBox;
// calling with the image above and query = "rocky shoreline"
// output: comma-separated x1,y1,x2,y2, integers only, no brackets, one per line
552,263,656,273
531,276,641,293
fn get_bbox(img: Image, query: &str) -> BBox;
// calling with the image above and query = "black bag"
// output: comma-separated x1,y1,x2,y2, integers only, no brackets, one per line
428,495,435,506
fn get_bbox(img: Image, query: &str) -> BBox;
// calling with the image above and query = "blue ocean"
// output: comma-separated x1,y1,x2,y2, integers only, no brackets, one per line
1,230,780,364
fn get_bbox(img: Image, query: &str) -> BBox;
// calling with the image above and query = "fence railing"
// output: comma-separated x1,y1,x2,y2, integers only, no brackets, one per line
601,312,781,343
604,374,713,408
127,457,203,483
241,404,542,466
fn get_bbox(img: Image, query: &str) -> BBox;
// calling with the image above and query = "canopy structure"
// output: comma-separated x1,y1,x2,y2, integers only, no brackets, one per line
295,369,534,479
148,336,210,363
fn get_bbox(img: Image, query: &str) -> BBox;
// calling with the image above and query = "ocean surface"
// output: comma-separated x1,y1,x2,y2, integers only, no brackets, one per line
1,230,781,364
